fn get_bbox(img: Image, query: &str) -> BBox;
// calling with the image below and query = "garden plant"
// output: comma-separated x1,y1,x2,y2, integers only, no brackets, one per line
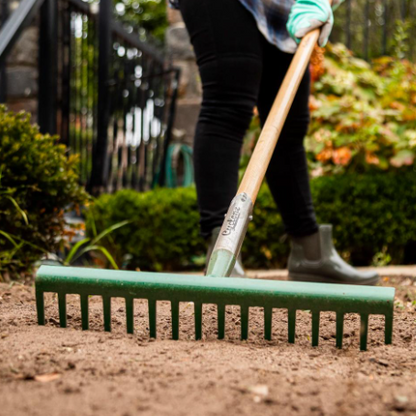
0,107,87,281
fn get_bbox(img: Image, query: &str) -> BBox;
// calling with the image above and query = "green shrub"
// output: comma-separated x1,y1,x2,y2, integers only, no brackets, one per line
0,106,88,279
86,187,204,271
242,43,416,176
114,0,168,43
307,43,416,175
313,170,416,265
87,171,416,271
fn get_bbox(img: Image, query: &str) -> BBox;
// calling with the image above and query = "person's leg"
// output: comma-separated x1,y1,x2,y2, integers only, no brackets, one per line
256,43,378,284
257,40,319,240
178,0,264,238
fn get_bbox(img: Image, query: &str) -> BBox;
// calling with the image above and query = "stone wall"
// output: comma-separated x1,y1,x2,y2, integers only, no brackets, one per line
4,25,39,118
166,7,201,145
0,0,39,119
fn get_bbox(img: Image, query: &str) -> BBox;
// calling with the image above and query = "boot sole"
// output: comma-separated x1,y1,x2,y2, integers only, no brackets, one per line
288,272,380,286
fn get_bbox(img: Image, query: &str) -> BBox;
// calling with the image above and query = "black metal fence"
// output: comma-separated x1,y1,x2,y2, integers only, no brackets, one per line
105,31,179,192
59,0,98,187
331,0,416,61
0,0,180,195
60,0,180,194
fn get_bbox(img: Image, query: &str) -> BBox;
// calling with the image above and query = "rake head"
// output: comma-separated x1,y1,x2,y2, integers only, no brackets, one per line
36,265,395,350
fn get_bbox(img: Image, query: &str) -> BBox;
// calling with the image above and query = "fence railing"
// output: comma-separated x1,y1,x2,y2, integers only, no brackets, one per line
60,0,98,188
0,0,180,195
60,0,180,194
331,0,416,61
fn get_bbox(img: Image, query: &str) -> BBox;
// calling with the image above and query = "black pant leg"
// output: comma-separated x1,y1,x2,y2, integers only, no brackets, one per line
257,41,318,237
179,0,263,238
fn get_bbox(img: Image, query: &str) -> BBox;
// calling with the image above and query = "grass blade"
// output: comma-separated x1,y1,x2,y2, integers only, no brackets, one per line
0,230,19,247
88,210,97,238
93,246,119,270
76,245,119,269
6,196,28,225
0,231,47,254
64,238,90,265
91,220,130,246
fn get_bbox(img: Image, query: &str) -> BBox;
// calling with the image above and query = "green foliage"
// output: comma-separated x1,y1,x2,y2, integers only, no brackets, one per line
64,220,130,269
86,187,204,271
0,106,88,279
241,43,416,177
331,1,416,61
312,171,416,266
87,171,416,271
392,19,412,60
306,43,416,175
114,0,168,43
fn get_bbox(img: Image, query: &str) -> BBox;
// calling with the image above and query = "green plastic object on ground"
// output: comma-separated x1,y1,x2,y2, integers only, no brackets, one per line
36,265,394,350
165,143,194,188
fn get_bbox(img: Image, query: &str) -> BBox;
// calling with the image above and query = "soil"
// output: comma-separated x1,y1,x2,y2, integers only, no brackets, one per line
1,273,416,416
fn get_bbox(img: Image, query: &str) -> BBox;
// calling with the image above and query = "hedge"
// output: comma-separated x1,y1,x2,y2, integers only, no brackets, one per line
86,187,204,271
87,171,416,271
0,107,87,279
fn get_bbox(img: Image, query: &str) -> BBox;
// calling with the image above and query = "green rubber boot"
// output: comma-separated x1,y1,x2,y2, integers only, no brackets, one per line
288,224,379,285
206,227,247,278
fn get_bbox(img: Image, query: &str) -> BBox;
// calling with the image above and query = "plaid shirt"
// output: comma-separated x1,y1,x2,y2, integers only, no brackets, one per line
169,0,297,53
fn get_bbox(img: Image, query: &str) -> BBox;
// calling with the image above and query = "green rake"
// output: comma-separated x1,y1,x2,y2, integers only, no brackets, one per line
36,266,394,350
35,19,395,350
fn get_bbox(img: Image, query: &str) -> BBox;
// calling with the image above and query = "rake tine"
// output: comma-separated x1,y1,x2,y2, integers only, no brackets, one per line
194,302,202,340
360,314,369,351
36,290,45,325
336,312,344,349
288,309,296,343
311,311,320,347
264,306,272,341
217,304,225,340
241,306,249,340
385,312,393,345
171,301,180,340
103,296,111,332
58,293,67,328
125,297,134,334
80,294,89,330
148,299,157,338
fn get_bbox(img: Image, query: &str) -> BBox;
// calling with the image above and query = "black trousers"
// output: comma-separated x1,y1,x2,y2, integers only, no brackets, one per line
179,0,318,238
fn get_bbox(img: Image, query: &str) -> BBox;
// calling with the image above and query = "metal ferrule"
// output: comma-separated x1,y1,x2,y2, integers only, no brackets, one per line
213,192,253,257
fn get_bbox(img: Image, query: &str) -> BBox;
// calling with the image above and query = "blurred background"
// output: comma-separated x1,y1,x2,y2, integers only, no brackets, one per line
1,0,416,280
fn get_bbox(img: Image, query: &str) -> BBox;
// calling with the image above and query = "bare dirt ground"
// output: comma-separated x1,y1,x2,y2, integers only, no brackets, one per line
1,272,416,416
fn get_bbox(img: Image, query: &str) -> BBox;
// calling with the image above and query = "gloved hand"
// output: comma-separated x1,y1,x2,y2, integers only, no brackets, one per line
287,0,343,47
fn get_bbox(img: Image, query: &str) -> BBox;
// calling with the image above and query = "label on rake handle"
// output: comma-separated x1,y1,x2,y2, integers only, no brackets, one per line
214,193,253,256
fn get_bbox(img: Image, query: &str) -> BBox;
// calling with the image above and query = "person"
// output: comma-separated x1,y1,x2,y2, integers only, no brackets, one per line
170,0,379,285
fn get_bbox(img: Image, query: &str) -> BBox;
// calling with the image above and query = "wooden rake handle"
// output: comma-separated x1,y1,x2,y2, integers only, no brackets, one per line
237,28,321,202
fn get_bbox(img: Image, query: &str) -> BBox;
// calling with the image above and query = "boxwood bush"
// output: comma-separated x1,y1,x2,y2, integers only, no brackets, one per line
87,170,416,271
0,107,87,279
87,187,204,271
